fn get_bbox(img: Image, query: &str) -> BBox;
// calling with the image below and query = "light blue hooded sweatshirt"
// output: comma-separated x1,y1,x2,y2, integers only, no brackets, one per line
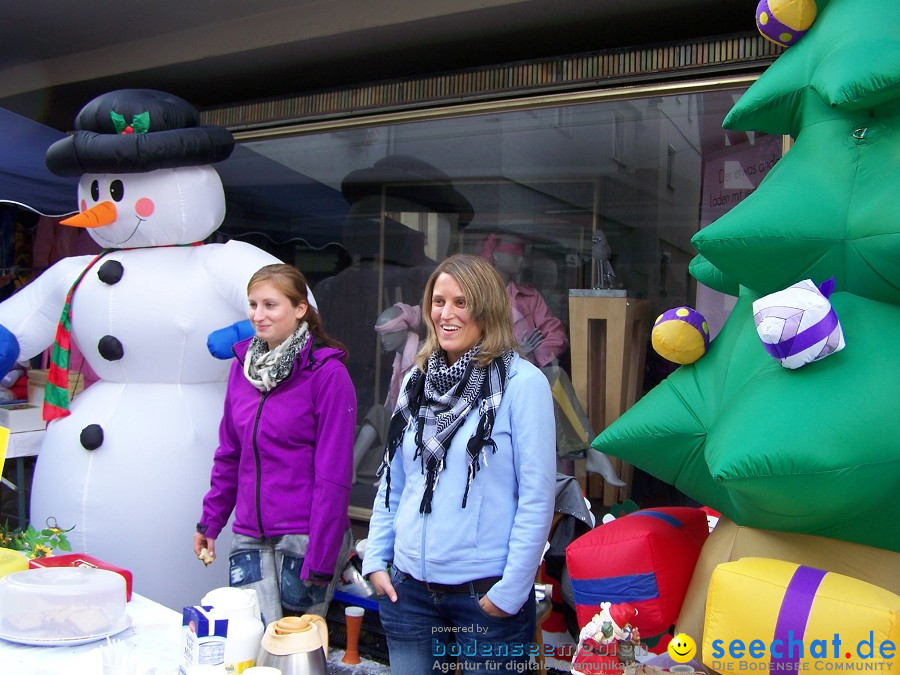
362,353,556,615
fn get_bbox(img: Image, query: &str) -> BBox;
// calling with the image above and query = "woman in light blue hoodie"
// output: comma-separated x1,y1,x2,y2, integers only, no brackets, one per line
363,254,556,673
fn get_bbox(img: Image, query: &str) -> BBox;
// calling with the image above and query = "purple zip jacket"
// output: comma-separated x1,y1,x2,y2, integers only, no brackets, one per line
199,336,357,579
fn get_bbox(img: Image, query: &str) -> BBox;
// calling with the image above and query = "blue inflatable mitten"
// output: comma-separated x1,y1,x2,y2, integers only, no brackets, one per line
207,319,254,359
0,324,20,377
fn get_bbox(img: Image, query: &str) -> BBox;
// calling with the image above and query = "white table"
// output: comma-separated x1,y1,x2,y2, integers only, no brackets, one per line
0,585,389,674
0,592,183,675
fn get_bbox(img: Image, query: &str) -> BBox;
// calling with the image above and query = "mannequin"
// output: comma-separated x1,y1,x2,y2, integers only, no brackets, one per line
373,302,422,412
480,233,623,486
317,154,471,419
313,198,454,417
351,303,422,483
479,233,568,367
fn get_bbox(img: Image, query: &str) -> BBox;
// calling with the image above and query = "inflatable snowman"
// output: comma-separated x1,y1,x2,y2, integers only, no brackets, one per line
0,90,280,609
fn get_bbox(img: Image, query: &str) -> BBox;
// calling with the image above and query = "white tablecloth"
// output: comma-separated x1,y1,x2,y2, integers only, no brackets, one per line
6,429,43,459
0,593,183,675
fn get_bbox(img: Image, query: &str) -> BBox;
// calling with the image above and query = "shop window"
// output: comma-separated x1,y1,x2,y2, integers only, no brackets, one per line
212,83,783,517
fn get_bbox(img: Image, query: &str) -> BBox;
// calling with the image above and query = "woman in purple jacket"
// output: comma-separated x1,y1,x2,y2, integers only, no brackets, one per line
194,264,357,623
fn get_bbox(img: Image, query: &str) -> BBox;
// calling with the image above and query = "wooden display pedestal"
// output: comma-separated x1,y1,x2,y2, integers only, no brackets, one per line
568,291,651,506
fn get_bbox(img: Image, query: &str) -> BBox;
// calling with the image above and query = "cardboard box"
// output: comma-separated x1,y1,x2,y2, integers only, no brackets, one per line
179,606,227,675
29,553,133,601
0,403,45,432
27,369,85,405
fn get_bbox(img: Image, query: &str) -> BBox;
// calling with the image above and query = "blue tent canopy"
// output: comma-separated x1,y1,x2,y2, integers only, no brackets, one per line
0,108,77,216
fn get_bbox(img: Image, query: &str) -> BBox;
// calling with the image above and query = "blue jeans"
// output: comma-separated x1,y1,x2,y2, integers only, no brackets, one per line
378,567,537,674
229,531,350,626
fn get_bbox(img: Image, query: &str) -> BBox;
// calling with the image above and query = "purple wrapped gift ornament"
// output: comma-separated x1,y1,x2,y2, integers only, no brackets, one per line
753,277,844,370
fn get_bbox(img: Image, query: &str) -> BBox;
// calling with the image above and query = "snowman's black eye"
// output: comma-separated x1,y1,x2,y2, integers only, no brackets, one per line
109,180,125,202
90,180,100,202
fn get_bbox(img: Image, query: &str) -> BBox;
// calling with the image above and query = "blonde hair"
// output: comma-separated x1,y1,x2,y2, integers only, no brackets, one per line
417,254,519,369
248,264,347,357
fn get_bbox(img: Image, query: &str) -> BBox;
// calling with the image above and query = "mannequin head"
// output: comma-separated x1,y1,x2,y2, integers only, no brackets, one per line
375,305,408,353
374,302,421,355
480,233,527,284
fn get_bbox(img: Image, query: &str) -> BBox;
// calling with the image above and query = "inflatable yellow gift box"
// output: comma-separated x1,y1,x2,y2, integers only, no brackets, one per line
703,558,899,674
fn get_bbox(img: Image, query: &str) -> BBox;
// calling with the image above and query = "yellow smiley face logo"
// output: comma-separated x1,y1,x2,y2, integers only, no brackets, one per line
668,633,697,663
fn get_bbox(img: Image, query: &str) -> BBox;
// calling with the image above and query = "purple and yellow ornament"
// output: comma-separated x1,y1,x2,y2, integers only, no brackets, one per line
756,0,817,48
651,307,710,365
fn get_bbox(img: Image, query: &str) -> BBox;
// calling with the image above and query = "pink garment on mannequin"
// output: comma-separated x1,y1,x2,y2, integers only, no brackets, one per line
374,303,421,411
478,232,568,367
477,232,526,261
507,282,568,367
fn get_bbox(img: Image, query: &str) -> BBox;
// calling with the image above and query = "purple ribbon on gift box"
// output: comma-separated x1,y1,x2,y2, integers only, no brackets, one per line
770,565,828,671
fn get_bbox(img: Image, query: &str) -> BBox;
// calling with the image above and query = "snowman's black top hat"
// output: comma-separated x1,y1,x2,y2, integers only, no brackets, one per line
45,89,234,177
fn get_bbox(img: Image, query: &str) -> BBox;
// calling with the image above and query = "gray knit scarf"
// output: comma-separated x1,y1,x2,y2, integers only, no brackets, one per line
379,342,514,513
243,323,310,391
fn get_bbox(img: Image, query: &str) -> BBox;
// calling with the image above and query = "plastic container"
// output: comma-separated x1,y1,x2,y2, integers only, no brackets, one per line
29,552,133,600
201,587,265,673
185,666,228,675
0,567,127,640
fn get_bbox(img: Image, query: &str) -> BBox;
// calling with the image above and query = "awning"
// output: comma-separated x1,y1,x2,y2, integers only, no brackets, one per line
0,108,78,216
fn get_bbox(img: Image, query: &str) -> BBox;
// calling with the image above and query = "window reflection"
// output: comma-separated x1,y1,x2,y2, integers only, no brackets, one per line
212,85,783,512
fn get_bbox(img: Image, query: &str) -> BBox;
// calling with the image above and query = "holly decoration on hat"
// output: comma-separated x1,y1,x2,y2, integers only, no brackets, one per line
110,110,150,135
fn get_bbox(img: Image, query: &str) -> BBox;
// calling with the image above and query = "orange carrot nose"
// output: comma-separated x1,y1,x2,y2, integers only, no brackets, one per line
60,201,118,228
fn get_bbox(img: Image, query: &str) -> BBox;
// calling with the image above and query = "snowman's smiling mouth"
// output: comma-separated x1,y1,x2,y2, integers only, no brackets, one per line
92,217,145,246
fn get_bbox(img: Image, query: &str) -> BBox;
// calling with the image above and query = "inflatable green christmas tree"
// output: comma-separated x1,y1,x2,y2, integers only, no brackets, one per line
593,0,900,552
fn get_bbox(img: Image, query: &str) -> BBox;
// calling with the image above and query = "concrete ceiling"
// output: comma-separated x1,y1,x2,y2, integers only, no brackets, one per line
1,0,750,130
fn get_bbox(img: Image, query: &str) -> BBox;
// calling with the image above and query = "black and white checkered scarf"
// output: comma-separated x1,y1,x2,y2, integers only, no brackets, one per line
379,342,514,513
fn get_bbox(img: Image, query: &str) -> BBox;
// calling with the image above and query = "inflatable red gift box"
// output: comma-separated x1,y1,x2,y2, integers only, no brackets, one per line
566,507,708,636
